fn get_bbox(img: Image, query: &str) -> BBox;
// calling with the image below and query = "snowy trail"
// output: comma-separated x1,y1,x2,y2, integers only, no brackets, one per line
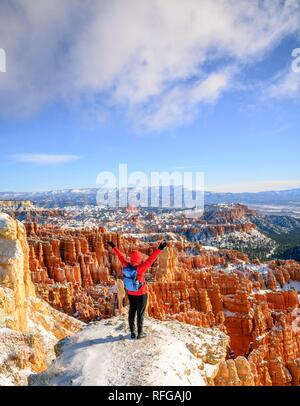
29,316,228,386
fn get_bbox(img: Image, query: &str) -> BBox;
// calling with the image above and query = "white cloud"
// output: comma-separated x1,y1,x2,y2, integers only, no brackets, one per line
267,70,300,98
0,0,300,130
207,179,300,193
138,68,234,131
12,154,81,165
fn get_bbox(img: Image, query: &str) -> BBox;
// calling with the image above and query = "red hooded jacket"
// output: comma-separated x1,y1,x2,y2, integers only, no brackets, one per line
113,247,161,296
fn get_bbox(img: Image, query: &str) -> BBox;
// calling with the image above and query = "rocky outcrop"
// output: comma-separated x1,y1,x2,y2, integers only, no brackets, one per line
0,200,33,210
146,245,300,386
0,214,35,331
214,356,256,386
203,204,256,224
268,260,300,283
214,311,300,386
0,214,82,385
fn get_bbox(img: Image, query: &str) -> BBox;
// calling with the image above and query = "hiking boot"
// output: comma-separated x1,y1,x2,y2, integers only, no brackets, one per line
137,332,147,339
130,332,136,339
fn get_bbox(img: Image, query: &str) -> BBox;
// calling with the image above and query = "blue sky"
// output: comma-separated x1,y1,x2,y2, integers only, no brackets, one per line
0,0,300,193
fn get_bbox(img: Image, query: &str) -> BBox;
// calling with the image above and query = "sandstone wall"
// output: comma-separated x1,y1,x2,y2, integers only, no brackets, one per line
0,214,82,385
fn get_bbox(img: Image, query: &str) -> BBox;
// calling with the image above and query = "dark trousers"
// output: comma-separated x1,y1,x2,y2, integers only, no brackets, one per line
128,293,148,334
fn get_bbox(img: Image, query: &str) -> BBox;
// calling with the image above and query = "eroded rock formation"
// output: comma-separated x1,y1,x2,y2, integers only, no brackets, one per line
0,214,82,385
17,219,300,386
147,246,300,386
25,223,122,321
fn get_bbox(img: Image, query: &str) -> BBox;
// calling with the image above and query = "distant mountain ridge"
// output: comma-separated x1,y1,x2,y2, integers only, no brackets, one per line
205,188,300,205
0,187,300,208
